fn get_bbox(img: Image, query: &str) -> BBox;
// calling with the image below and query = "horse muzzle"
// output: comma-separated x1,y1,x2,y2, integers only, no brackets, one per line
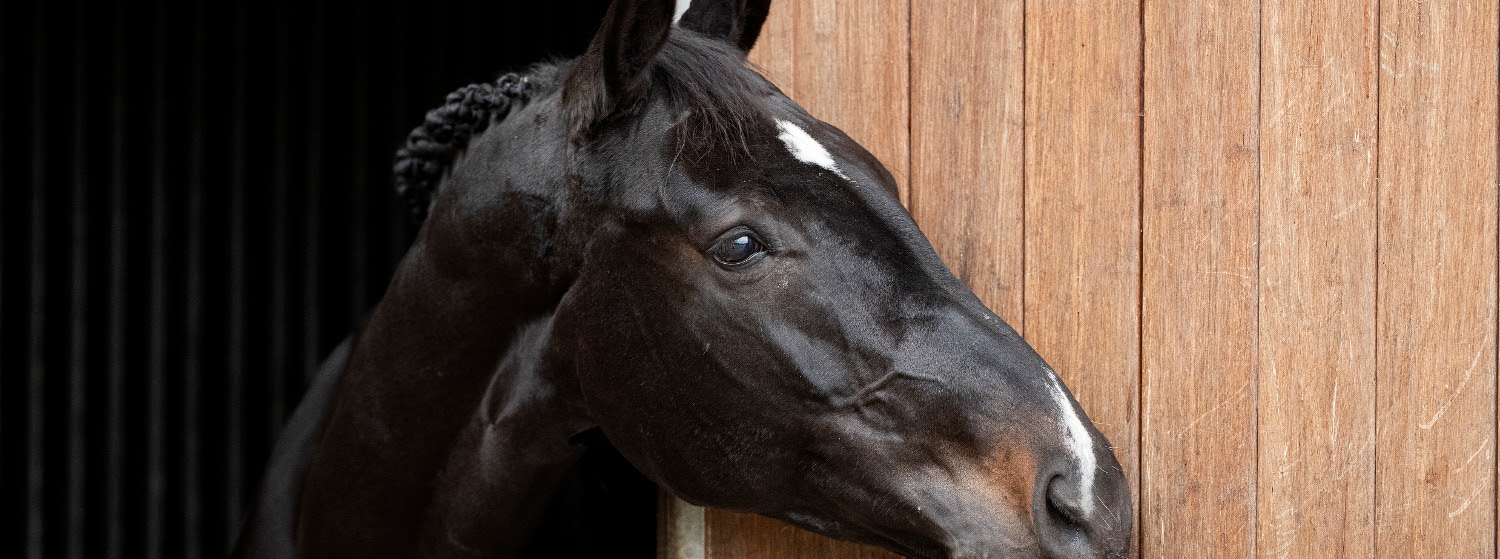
930,448,1132,559
1029,452,1132,559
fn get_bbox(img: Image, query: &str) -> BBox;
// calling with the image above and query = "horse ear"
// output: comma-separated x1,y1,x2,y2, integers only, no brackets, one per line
563,0,678,138
677,0,772,53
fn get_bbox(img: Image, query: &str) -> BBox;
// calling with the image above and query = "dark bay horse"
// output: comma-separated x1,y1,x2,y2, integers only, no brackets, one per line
234,0,1131,557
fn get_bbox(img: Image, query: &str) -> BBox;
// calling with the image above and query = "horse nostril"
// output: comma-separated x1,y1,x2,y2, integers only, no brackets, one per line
1033,472,1095,559
1045,475,1086,530
1032,462,1131,559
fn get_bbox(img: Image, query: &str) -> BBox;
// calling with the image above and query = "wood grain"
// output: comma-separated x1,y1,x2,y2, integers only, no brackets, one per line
703,509,895,559
678,1,1500,558
1019,0,1141,555
1374,0,1498,556
909,0,1025,325
747,0,910,205
1256,1,1379,557
696,1,910,557
1140,0,1261,557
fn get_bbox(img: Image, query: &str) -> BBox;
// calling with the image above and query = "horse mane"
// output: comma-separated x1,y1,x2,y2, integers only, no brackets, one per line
393,30,772,223
391,74,529,222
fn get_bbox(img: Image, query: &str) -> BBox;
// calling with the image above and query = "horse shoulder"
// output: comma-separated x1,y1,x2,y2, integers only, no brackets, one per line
231,337,353,559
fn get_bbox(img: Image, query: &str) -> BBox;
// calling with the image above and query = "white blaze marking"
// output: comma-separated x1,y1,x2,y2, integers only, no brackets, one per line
1046,368,1096,517
775,119,850,179
673,0,691,25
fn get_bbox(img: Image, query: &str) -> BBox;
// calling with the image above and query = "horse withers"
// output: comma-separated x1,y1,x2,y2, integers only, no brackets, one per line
235,0,1132,557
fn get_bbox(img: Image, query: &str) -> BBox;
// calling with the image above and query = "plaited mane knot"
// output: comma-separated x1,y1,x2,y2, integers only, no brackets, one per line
393,73,531,222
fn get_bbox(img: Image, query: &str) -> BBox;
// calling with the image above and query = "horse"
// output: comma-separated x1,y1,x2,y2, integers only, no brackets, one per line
232,0,1132,557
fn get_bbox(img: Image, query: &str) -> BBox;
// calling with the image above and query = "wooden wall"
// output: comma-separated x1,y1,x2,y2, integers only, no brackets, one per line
669,0,1500,556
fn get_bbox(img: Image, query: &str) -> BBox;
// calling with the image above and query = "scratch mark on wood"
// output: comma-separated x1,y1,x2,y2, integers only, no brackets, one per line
1332,200,1366,220
1454,438,1491,473
1173,381,1251,437
1328,384,1339,450
1418,343,1485,430
1446,478,1490,519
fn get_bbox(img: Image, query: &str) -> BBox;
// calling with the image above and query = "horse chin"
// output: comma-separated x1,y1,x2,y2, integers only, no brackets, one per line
752,466,1055,559
772,512,1048,559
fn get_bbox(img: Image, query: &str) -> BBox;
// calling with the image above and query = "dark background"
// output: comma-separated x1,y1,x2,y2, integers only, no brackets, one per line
0,0,661,557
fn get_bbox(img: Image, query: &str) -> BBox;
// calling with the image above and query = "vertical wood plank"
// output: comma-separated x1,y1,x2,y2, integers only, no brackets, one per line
67,3,90,557
182,5,209,556
1020,1,1141,554
302,0,324,383
0,0,7,544
658,495,706,559
225,0,249,536
1374,0,1498,556
1140,0,1261,557
145,1,168,554
747,0,909,204
182,6,206,555
267,0,290,440
105,5,128,557
696,1,909,557
27,3,49,557
1256,1,1379,556
909,0,1025,326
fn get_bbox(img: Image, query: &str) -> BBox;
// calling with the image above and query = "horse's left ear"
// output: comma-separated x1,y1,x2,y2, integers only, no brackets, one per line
563,0,677,138
677,0,773,53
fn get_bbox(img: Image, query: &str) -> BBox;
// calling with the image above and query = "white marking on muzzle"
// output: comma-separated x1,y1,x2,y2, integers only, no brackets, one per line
1045,368,1096,517
672,0,691,25
775,119,850,180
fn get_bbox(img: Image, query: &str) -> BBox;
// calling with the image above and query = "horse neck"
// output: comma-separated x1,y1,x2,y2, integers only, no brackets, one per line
410,311,596,557
296,211,585,557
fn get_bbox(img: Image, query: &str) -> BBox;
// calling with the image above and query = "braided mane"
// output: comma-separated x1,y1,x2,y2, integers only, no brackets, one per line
392,73,530,222
392,32,770,223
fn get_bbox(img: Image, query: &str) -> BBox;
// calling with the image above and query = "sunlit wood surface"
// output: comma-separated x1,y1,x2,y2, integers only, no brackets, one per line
668,0,1500,557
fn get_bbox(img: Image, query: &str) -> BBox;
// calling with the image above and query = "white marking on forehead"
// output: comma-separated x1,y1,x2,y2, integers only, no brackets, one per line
1045,368,1096,517
775,119,850,180
672,0,691,25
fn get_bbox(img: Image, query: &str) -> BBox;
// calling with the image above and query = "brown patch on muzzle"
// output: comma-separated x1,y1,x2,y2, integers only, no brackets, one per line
916,438,1047,556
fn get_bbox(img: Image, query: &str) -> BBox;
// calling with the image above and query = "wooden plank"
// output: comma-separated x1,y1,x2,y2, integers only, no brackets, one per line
908,0,1024,325
1140,0,1261,556
1019,1,1141,556
1256,1,1379,557
703,509,894,559
692,1,910,557
748,0,910,204
1374,0,1498,556
658,495,705,559
1020,0,1146,554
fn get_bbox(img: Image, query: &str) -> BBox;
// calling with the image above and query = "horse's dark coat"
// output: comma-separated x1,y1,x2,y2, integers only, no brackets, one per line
235,1,1131,558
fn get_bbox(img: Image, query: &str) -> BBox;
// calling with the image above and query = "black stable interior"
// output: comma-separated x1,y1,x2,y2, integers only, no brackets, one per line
0,1,658,557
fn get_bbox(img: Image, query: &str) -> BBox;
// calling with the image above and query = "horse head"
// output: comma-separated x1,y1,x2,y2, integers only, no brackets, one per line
291,1,1131,558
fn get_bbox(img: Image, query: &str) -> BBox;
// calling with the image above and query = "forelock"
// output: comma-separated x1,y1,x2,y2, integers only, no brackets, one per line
651,30,775,160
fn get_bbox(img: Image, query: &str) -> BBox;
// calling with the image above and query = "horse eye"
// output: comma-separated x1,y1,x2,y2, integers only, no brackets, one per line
710,233,767,267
